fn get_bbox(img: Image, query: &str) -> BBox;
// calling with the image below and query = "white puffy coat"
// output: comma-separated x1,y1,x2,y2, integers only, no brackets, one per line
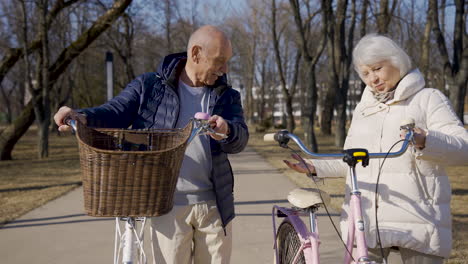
312,69,468,258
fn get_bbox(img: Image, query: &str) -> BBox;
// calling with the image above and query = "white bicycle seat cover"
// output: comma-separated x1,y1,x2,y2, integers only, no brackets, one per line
287,188,331,209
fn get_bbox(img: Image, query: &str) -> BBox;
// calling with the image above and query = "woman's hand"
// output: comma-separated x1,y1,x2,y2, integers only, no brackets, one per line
283,153,316,174
400,127,427,150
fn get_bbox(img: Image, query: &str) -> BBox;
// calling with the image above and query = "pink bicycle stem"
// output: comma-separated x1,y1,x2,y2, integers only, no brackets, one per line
344,166,369,264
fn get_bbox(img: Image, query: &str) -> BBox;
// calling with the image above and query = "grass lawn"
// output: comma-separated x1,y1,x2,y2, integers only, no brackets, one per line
0,126,81,225
0,125,466,263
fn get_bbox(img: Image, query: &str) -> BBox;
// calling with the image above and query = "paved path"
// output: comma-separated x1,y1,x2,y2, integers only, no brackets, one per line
0,147,342,263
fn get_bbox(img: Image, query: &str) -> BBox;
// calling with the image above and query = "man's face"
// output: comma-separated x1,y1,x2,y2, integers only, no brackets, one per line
196,43,232,86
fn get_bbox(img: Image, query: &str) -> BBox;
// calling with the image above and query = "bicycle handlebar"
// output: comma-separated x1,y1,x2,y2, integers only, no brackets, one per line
188,115,227,143
264,118,415,160
65,118,77,131
65,112,227,143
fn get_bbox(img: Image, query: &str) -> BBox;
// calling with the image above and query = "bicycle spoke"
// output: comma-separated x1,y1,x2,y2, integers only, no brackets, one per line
277,221,305,264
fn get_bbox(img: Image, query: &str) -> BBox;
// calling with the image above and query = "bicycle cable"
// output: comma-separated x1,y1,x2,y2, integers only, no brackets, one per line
287,146,356,263
374,139,405,264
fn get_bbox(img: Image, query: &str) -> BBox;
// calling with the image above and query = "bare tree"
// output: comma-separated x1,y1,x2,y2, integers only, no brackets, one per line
164,0,173,53
421,1,434,78
0,0,133,160
0,0,81,85
357,0,369,95
429,0,467,123
375,0,398,34
289,0,326,151
225,15,257,125
271,0,298,132
321,0,357,147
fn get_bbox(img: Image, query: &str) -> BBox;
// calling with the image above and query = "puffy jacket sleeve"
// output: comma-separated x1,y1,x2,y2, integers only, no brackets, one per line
310,108,361,178
417,89,468,165
217,90,249,154
77,75,144,128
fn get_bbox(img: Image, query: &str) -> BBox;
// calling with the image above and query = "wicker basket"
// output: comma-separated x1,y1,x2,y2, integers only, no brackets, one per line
74,120,192,217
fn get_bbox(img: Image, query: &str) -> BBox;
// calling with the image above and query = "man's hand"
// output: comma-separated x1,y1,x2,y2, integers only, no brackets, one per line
207,115,229,141
283,153,316,174
400,127,427,150
53,106,86,132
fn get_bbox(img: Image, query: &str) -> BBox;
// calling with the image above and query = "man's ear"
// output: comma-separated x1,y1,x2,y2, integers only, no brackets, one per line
191,45,202,63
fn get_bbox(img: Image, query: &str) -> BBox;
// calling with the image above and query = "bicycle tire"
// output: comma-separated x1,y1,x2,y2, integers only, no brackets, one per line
277,220,306,264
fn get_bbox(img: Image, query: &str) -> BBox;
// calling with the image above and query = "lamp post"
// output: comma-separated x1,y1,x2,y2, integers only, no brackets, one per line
106,51,114,101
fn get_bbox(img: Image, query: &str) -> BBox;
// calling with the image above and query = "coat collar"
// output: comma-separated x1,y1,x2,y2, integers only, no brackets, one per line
358,69,425,116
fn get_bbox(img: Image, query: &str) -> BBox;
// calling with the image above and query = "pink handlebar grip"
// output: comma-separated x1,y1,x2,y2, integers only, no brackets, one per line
194,112,210,120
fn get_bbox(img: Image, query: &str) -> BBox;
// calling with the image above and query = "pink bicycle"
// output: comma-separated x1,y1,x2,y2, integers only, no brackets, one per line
264,120,415,264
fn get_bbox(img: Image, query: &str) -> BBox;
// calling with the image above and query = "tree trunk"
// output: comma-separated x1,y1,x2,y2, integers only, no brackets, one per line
335,0,355,147
376,0,397,34
258,56,267,125
335,83,348,147
320,0,337,136
320,88,334,135
0,101,35,160
164,0,172,53
37,0,51,158
321,0,355,146
421,3,433,78
430,0,467,122
244,36,256,126
303,63,318,152
0,83,14,124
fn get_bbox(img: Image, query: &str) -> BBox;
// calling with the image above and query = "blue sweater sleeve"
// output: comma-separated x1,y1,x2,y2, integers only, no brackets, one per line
217,90,249,154
78,76,144,128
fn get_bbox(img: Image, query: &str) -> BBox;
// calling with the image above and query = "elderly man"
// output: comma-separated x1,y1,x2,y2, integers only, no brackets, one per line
54,25,248,263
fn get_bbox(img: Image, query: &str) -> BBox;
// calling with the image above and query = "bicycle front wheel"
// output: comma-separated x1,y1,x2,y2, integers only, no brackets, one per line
277,220,305,264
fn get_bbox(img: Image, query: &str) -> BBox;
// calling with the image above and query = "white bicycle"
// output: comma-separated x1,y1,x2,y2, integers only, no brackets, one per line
68,112,225,264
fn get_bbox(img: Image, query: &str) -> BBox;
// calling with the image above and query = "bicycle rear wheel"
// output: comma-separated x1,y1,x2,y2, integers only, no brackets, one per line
277,220,305,264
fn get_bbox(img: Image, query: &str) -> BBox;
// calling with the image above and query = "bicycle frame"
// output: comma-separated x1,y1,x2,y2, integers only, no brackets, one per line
272,206,320,264
267,123,415,264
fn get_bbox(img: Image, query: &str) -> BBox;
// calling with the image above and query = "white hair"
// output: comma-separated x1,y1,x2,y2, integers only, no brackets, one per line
352,34,412,78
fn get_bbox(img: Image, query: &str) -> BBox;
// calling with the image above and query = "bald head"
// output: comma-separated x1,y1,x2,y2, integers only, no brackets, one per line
183,25,233,87
187,25,231,57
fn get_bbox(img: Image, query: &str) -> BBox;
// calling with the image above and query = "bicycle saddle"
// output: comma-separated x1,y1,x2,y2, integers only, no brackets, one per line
287,188,331,209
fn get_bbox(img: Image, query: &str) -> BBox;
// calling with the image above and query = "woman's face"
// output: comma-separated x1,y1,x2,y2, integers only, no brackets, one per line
358,60,401,93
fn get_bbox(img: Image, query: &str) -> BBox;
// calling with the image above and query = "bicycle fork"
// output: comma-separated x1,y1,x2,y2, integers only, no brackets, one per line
115,217,147,264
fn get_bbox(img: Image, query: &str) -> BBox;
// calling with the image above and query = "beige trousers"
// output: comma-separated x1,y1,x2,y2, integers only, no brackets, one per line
368,247,444,264
150,201,232,264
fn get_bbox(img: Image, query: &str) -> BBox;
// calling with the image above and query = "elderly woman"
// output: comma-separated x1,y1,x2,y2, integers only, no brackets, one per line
284,34,468,263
